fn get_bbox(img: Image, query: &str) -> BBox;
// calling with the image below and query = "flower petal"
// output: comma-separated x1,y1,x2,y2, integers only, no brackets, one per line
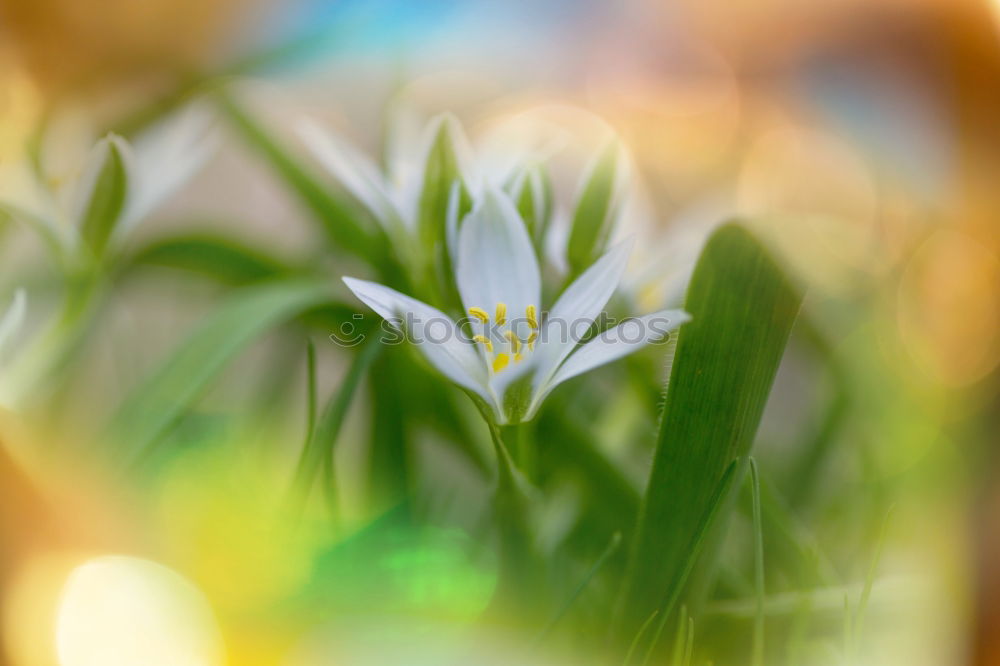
343,277,489,399
534,239,633,384
298,119,406,231
455,189,540,330
123,105,217,231
536,309,690,406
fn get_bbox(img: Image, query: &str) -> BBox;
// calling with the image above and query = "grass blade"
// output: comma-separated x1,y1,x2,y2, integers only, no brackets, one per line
616,224,803,641
667,605,688,666
290,335,383,517
852,505,893,655
535,531,623,644
623,611,659,666
749,457,765,666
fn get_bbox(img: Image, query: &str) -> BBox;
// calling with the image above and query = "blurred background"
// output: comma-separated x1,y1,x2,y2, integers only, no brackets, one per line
1,0,999,664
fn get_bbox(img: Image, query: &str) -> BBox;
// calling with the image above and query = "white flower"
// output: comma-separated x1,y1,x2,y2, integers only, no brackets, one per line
343,190,690,424
298,114,472,239
297,112,555,272
0,105,215,255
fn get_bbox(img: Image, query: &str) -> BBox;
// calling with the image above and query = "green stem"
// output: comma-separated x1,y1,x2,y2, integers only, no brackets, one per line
484,416,540,617
487,420,519,501
500,422,534,479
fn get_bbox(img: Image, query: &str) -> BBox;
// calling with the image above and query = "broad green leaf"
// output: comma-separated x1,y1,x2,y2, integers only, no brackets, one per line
215,91,387,267
124,232,294,284
616,224,803,641
107,280,337,464
627,460,738,661
78,136,129,257
566,141,621,278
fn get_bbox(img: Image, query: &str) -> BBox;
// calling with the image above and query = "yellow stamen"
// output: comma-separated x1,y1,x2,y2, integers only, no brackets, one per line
469,307,489,323
514,353,524,363
495,302,507,325
504,330,521,354
526,331,538,351
473,335,493,352
526,305,538,329
492,353,510,373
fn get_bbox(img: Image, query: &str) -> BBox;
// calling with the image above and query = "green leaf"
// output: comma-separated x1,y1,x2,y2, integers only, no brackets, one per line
290,335,383,516
215,91,386,266
79,135,129,257
416,118,472,310
750,457,765,666
106,280,337,464
124,232,294,284
417,117,468,254
368,346,413,509
509,164,554,252
566,141,621,278
616,224,803,641
626,460,739,660
536,531,622,644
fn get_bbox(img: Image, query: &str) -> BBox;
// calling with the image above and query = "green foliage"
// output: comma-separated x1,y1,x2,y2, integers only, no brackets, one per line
417,118,467,254
510,164,554,253
616,225,803,644
750,457,766,666
290,335,383,516
106,280,338,464
566,142,620,278
1,88,897,665
416,118,470,307
125,232,294,284
79,136,129,257
215,91,388,267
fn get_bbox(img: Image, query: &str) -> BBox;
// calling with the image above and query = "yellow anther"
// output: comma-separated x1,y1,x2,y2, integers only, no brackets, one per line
526,305,538,330
514,353,524,363
473,335,493,352
492,353,510,373
469,307,489,323
495,302,507,325
526,331,538,351
504,330,521,354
